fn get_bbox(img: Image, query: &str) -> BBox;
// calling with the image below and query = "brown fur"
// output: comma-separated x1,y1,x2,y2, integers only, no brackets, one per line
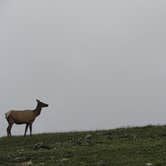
5,99,48,137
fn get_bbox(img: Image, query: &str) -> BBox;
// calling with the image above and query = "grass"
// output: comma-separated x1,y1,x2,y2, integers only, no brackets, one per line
1,125,166,165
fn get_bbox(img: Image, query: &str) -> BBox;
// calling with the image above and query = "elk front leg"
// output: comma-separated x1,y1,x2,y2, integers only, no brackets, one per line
24,123,29,137
29,123,32,136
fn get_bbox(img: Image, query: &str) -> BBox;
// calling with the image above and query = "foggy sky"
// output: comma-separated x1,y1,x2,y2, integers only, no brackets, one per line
0,0,166,136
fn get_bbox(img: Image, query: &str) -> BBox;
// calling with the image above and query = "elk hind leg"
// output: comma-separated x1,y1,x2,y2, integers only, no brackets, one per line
7,123,13,137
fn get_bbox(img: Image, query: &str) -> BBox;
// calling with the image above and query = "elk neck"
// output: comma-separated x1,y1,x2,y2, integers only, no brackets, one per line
33,104,42,117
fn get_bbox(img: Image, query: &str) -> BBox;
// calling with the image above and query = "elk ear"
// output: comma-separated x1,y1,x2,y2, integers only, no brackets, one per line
36,99,40,103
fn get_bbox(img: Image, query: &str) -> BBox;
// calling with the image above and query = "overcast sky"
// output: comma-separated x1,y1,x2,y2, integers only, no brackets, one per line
0,0,166,136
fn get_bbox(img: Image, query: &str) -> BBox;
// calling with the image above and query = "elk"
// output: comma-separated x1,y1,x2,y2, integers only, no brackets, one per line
5,99,49,137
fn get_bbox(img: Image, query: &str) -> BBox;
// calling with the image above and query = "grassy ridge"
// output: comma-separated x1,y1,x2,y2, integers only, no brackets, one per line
0,125,166,165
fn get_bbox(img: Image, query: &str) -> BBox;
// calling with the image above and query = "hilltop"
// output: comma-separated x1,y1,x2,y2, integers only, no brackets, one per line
0,125,166,166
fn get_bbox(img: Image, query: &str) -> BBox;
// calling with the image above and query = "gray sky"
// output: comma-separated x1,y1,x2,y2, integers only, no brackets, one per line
0,0,166,136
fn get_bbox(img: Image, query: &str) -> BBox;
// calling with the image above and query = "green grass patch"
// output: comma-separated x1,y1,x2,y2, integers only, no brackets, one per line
1,125,166,165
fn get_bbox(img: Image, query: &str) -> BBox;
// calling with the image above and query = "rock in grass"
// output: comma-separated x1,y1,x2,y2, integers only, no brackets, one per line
13,157,30,162
33,142,51,150
84,134,94,145
17,149,24,154
21,160,33,166
61,158,69,162
97,160,107,166
71,137,82,145
38,162,45,166
103,132,112,139
85,134,92,139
